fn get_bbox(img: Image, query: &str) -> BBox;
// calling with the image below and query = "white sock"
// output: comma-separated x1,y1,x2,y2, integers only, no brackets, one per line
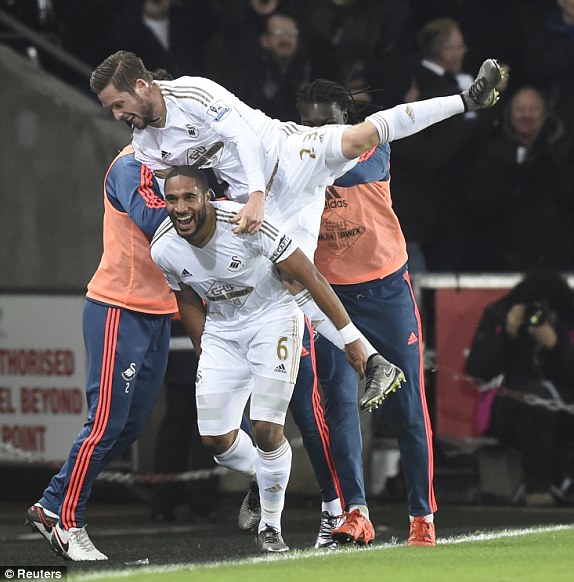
256,439,292,533
214,429,256,476
366,95,465,143
322,499,343,516
348,503,369,519
410,513,434,523
294,290,377,357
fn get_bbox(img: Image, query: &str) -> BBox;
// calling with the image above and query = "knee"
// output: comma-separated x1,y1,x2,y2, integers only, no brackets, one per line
201,430,237,455
252,421,285,452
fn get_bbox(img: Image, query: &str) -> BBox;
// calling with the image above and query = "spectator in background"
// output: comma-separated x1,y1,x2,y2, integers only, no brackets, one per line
522,0,574,133
465,270,574,506
464,85,574,272
410,0,545,81
205,0,288,89
388,18,500,272
233,13,312,121
105,0,217,78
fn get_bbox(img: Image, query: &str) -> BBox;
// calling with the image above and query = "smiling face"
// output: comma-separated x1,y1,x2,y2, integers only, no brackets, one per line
164,174,213,244
97,80,163,129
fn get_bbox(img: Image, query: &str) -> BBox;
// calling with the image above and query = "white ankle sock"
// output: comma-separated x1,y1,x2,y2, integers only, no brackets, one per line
256,439,292,533
322,499,343,515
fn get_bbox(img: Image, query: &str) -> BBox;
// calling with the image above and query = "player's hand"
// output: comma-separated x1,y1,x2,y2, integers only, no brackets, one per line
153,168,172,180
229,191,265,234
344,339,368,379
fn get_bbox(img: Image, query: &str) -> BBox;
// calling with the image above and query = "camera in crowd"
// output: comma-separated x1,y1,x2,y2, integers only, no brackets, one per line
524,301,549,327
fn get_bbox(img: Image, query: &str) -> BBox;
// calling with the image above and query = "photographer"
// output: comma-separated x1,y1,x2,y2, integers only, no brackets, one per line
465,270,574,506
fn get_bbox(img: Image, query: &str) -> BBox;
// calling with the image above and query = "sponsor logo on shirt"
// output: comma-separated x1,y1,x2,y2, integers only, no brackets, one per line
161,150,171,160
181,268,193,279
205,282,253,307
207,100,231,122
324,186,348,209
186,145,223,168
318,213,365,256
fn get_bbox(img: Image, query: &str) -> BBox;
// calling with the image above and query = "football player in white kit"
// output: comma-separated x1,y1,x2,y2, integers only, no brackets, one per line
91,51,504,409
91,49,503,408
150,165,370,552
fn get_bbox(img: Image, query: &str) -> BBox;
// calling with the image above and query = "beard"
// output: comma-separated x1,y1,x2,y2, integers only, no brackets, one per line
130,97,160,129
174,201,208,242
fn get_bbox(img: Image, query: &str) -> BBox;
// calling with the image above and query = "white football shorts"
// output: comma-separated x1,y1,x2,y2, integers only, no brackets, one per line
195,308,304,435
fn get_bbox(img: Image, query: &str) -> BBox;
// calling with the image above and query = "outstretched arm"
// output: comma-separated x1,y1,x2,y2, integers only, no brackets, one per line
276,248,367,377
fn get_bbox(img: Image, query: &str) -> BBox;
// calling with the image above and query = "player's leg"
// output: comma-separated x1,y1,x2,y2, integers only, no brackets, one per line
100,313,171,465
48,300,161,560
315,335,366,509
195,331,256,473
335,267,437,545
343,59,504,156
289,322,344,507
314,334,376,546
289,322,344,548
245,308,304,552
195,328,262,533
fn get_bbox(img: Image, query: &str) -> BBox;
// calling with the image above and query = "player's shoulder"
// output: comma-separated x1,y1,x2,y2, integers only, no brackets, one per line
107,146,142,177
150,216,177,251
157,76,224,104
213,199,243,225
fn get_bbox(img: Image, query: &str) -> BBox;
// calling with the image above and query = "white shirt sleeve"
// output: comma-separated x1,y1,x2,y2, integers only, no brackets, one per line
176,77,268,194
246,218,297,264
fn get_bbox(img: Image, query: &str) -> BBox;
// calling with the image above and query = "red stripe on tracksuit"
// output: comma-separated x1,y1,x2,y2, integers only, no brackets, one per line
138,164,166,209
306,318,346,509
404,271,437,513
61,307,120,529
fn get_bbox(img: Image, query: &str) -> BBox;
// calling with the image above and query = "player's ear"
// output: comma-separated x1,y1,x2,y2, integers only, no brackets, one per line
208,188,215,201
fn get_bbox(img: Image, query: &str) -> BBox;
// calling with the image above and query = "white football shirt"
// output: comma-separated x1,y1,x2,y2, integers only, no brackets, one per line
150,200,299,327
133,76,283,201
133,76,357,257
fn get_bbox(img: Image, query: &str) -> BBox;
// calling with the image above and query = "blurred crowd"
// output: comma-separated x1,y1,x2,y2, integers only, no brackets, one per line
2,0,574,273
